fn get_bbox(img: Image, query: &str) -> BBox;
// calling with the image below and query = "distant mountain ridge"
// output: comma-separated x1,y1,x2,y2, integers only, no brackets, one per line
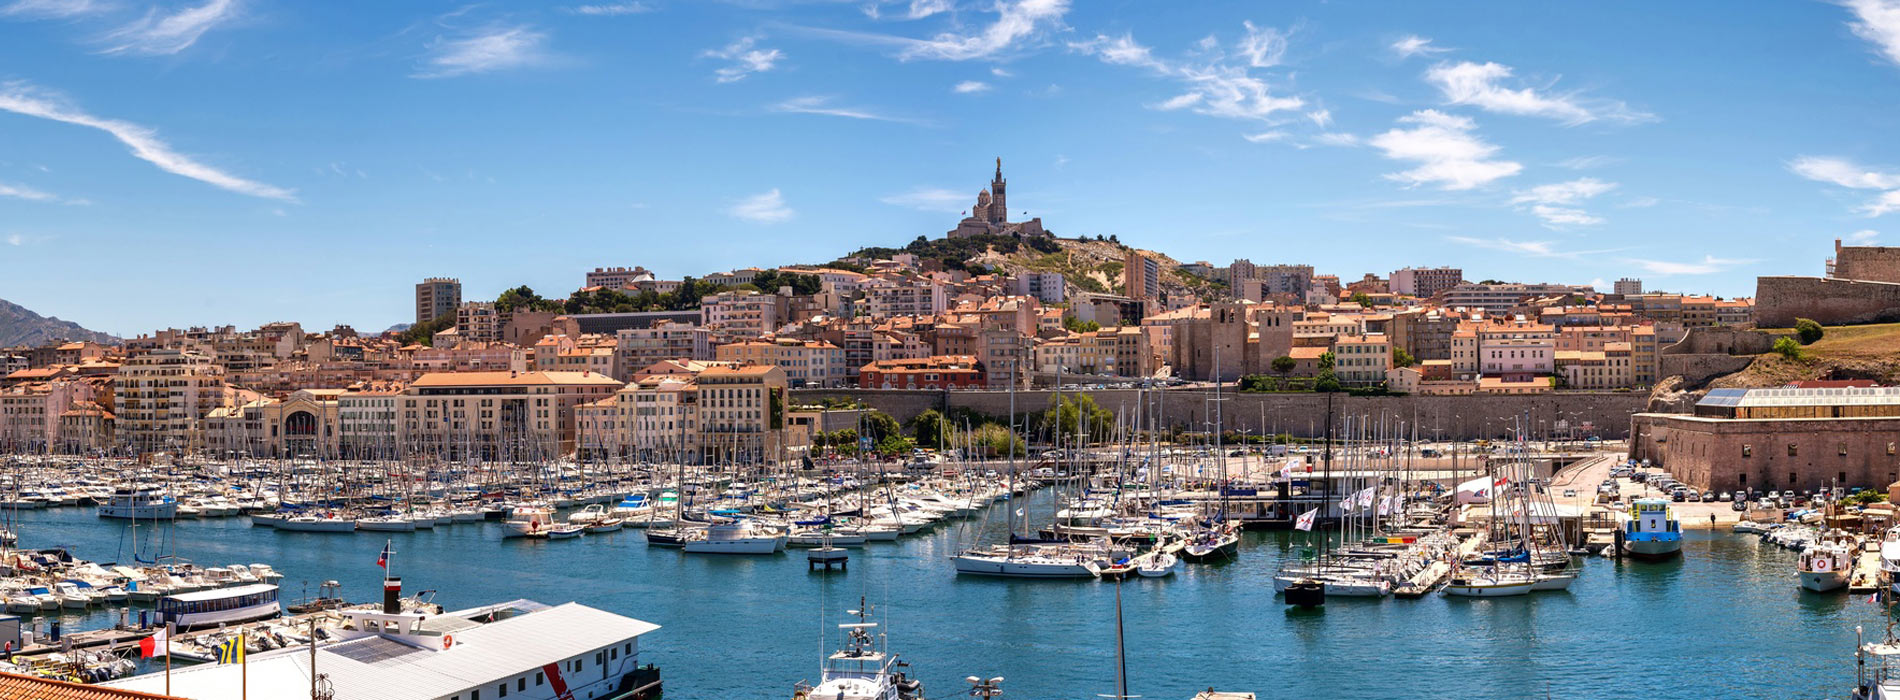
0,299,119,348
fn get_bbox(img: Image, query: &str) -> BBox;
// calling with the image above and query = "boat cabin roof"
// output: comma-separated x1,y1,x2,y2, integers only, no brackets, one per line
164,583,277,602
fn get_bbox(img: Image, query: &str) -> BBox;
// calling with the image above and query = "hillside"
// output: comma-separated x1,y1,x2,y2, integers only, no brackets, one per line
1709,323,1900,388
0,298,118,347
843,233,1223,303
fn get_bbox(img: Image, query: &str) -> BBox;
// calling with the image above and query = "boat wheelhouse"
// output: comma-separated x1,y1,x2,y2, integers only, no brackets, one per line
1620,498,1682,560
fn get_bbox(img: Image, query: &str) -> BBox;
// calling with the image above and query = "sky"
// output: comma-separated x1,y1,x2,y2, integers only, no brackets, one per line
3,0,1900,336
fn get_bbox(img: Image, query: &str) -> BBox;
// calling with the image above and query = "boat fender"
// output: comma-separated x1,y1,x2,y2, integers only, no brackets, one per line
442,635,454,649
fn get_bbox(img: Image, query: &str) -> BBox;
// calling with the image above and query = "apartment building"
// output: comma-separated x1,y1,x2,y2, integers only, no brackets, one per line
617,375,699,460
416,277,461,326
116,349,227,450
1333,334,1393,386
398,370,622,459
1477,321,1556,382
714,339,847,388
457,302,502,344
1123,251,1161,301
862,277,948,318
858,356,986,390
700,290,787,339
614,322,713,379
1390,267,1464,298
694,364,787,464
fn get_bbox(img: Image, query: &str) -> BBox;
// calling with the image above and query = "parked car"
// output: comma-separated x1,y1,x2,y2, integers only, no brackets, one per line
1671,490,1687,502
1685,490,1702,502
1732,499,1748,512
1563,489,1577,498
1703,490,1716,501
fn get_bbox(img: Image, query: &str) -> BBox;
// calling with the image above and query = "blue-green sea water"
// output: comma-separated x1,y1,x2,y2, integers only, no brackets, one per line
4,495,1881,700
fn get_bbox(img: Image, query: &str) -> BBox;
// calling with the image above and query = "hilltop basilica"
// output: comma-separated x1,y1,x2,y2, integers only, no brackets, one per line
947,158,1047,239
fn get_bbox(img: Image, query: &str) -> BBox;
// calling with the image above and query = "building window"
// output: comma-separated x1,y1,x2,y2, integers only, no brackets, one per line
1742,445,1751,458
1841,443,1850,456
1841,471,1849,484
1790,472,1798,485
1739,473,1747,486
1788,444,1798,457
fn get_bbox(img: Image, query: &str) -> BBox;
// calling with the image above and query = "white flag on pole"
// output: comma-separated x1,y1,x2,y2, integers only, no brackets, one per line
1294,508,1318,531
1355,486,1377,509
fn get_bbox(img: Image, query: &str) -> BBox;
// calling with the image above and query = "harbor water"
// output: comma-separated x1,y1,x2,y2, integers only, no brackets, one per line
6,495,1880,699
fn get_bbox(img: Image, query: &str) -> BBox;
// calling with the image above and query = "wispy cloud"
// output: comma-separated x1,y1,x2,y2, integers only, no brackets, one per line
1846,229,1882,245
905,0,951,19
98,0,239,56
1510,177,1618,227
1447,235,1625,259
880,186,968,213
730,188,793,223
0,181,55,202
1425,60,1653,126
1556,155,1618,170
565,1,650,16
704,36,782,83
803,0,1067,61
770,95,924,125
0,81,294,201
1843,0,1900,67
1621,195,1660,208
2,0,109,19
953,80,990,93
1790,155,1900,216
1624,255,1754,275
1390,34,1447,59
1069,25,1304,124
415,24,552,79
1369,110,1521,190
4,233,22,246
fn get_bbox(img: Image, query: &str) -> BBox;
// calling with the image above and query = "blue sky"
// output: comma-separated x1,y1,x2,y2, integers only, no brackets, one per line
3,0,1900,336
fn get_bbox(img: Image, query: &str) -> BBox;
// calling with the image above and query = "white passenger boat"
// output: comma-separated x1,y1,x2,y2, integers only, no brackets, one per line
1799,538,1854,593
156,583,281,630
682,518,786,554
355,515,416,532
1879,526,1900,594
97,485,176,520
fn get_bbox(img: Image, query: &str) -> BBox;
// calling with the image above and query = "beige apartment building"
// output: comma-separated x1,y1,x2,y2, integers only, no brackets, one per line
116,349,227,451
416,277,462,326
695,364,787,464
398,370,622,459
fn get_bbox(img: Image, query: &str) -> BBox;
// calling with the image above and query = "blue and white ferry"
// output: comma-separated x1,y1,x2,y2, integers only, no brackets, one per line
1620,497,1683,560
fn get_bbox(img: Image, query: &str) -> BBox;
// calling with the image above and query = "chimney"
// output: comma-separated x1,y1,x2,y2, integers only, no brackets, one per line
384,577,402,614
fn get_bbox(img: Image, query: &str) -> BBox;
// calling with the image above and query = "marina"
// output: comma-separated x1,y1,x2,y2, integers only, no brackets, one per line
0,453,1885,698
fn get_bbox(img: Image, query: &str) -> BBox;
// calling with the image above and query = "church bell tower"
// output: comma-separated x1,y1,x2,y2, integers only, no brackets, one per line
988,157,1007,224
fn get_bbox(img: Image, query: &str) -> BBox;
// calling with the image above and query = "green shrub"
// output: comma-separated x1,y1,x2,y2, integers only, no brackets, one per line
1772,336,1802,360
1795,318,1824,345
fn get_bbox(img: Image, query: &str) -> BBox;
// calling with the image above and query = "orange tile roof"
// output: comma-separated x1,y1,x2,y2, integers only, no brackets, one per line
411,371,622,387
0,672,184,700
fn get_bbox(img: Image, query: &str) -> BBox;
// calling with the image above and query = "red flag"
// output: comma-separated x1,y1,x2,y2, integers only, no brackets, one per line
140,627,168,658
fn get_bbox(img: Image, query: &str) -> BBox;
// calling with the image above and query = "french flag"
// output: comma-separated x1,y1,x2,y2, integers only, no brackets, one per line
377,541,392,569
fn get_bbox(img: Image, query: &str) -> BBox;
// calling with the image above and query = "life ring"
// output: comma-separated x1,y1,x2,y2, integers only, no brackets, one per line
1814,558,1831,572
442,635,454,649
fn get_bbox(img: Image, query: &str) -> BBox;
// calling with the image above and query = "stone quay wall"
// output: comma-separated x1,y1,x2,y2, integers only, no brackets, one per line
791,387,1651,441
1755,276,1900,328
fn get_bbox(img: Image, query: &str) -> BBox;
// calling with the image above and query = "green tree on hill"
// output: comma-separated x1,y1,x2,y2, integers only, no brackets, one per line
1795,318,1825,345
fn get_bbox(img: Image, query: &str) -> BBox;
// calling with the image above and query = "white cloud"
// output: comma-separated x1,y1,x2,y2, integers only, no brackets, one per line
730,188,793,223
1621,196,1661,208
880,187,968,213
1314,132,1359,147
1511,179,1617,226
705,36,783,83
1242,131,1288,144
990,66,1012,77
907,0,952,19
1448,235,1627,259
1236,21,1287,68
771,96,923,125
0,81,294,201
953,80,990,93
2,0,108,18
1625,255,1753,276
1425,60,1652,126
1556,155,1617,170
566,2,651,16
1843,0,1900,67
1369,109,1521,190
4,234,21,246
1790,155,1900,190
1846,229,1882,245
823,0,1066,61
1390,35,1447,59
0,181,55,202
1790,155,1900,216
1305,108,1331,127
98,0,239,56
415,25,551,79
1070,29,1304,123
